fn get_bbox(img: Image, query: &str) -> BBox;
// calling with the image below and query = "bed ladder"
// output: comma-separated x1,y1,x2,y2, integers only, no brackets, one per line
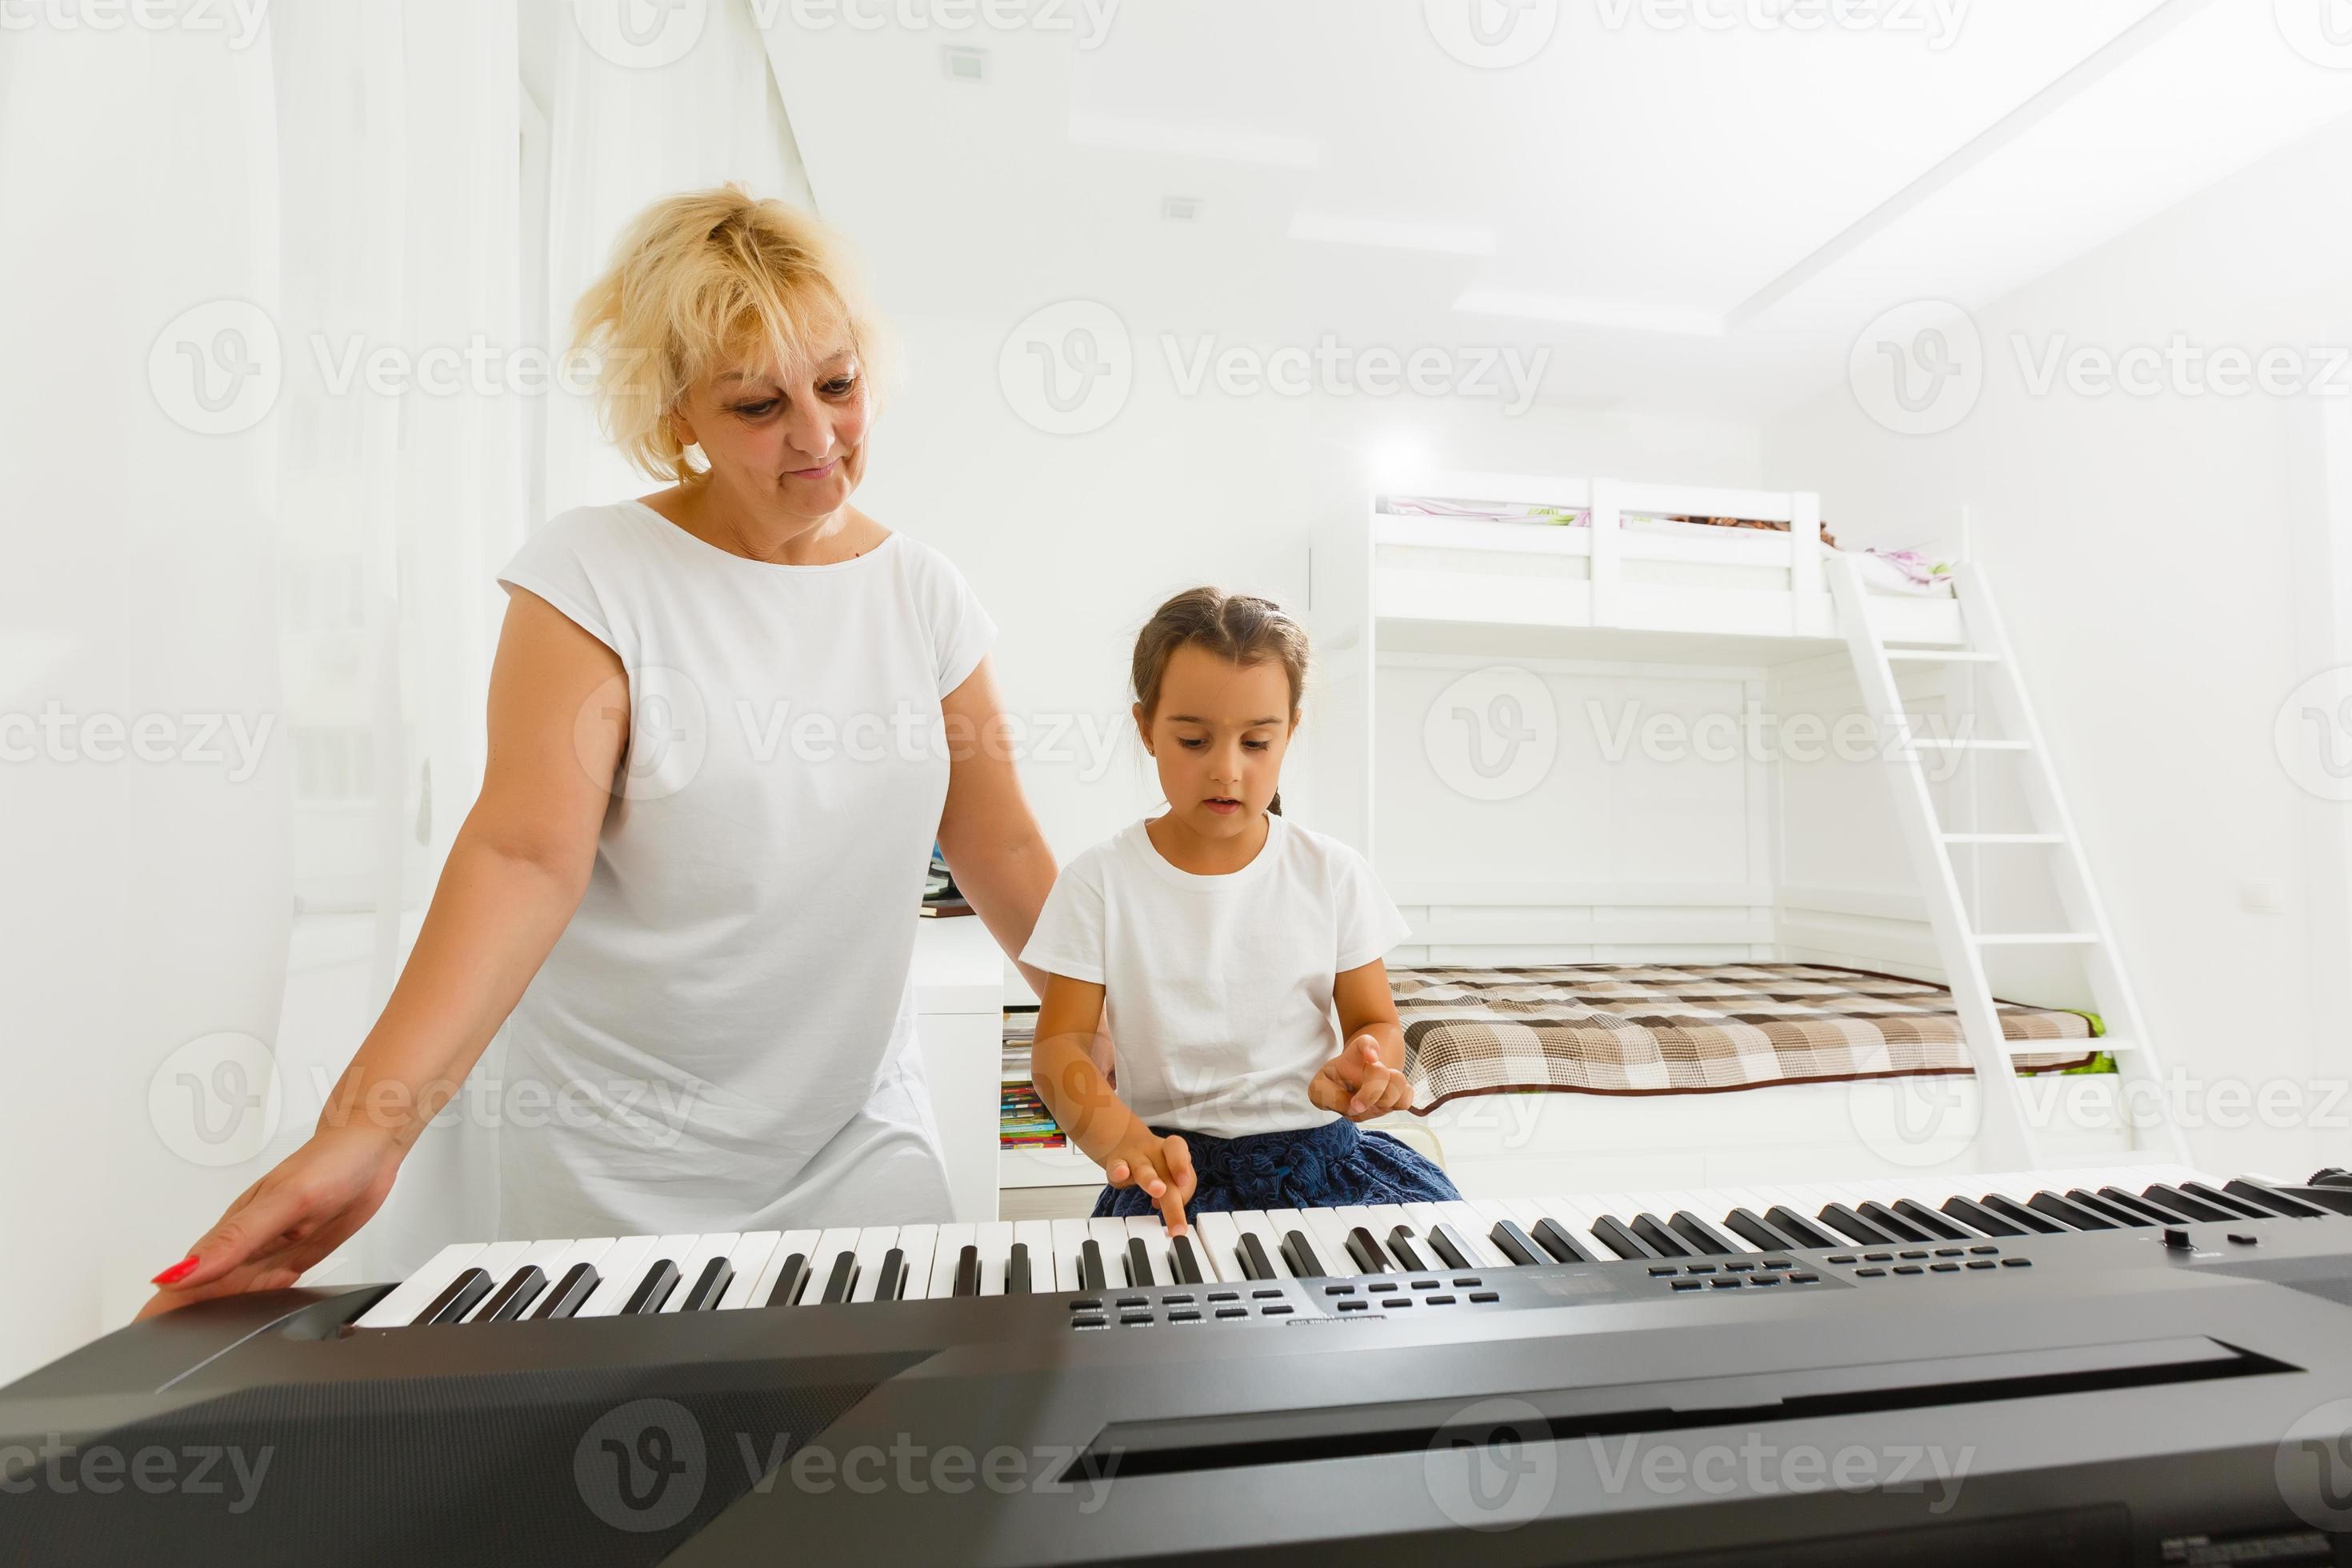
1828,554,2190,1172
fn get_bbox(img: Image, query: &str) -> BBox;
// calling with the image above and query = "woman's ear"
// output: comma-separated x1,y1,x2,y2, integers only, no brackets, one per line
1131,700,1152,756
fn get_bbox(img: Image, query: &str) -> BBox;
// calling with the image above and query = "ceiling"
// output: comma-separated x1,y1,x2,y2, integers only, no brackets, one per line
758,0,2352,422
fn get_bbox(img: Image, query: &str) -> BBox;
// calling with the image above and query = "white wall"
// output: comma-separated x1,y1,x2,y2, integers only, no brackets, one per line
1761,111,2352,1181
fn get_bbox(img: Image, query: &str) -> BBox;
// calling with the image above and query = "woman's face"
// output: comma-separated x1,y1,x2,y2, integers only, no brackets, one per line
670,338,870,522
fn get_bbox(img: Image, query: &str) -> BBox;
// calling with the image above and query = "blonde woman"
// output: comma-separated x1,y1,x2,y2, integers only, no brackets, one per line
144,186,1062,1312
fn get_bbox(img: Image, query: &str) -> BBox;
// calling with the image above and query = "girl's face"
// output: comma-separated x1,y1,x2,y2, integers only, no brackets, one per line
670,338,870,522
1135,643,1298,843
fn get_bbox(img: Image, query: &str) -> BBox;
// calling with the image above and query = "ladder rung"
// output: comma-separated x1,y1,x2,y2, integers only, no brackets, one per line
1906,738,2028,750
2007,1036,2134,1057
1886,649,1998,662
1942,833,2063,845
1973,932,2099,946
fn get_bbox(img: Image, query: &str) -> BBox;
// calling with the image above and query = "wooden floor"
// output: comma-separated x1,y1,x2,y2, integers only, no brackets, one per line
998,1184,1100,1222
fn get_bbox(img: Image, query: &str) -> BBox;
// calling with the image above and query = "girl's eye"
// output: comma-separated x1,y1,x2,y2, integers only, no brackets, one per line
1178,738,1206,750
1243,739,1269,750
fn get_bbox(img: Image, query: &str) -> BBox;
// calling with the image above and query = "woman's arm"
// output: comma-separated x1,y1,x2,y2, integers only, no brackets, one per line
1030,974,1193,1230
1311,958,1414,1120
934,656,1058,1002
141,590,626,1314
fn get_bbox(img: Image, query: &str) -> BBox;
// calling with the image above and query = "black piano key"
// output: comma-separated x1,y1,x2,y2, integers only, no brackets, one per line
1979,1194,2066,1234
2142,1184,2234,1222
1939,1196,2026,1237
1078,1239,1108,1294
1346,1226,1390,1274
414,1266,495,1326
1238,1231,1279,1282
2026,1191,2115,1230
2314,1167,2352,1188
680,1257,734,1311
1535,1218,1599,1263
876,1248,906,1302
764,1253,810,1308
2099,1186,2197,1226
1280,1230,1326,1280
1386,1226,1433,1273
1815,1205,1896,1246
1426,1224,1478,1270
1666,1212,1739,1257
2225,1178,2326,1218
623,1259,682,1315
1629,1214,1693,1258
479,1265,548,1324
1005,1242,1032,1295
2179,1182,2270,1221
951,1246,981,1298
530,1262,600,1320
1490,1219,1550,1266
1170,1234,1206,1286
1725,1208,1802,1250
818,1250,859,1305
1890,1199,1972,1240
1125,1237,1156,1289
1763,1206,1839,1248
1854,1202,1935,1243
1585,1216,1658,1262
2065,1190,2153,1227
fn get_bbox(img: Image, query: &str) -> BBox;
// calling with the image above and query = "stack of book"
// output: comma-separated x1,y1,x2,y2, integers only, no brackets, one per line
998,1008,1066,1150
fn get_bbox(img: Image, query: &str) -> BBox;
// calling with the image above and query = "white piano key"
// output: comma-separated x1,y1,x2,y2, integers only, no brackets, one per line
1050,1218,1095,1294
894,1225,939,1302
927,1223,979,1298
716,1232,782,1309
355,1242,487,1328
577,1236,662,1318
1413,1201,1508,1268
1355,1204,1422,1270
1226,1210,1288,1281
805,1226,866,1305
976,1221,1018,1295
746,1230,824,1307
458,1240,559,1322
1296,1206,1362,1278
1087,1218,1142,1288
1260,1208,1328,1278
1118,1215,1203,1285
1010,1220,1054,1294
658,1234,742,1314
846,1226,902,1305
1508,1197,1610,1262
1195,1211,1248,1285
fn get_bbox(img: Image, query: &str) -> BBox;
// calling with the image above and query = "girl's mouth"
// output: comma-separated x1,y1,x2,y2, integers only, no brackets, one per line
1204,798,1241,815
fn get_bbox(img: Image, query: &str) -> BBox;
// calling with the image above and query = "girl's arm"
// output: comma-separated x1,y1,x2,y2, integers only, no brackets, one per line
1030,973,1194,1231
1311,958,1414,1120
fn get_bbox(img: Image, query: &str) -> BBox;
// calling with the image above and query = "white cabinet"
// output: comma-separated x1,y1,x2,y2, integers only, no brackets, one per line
912,917,1010,1221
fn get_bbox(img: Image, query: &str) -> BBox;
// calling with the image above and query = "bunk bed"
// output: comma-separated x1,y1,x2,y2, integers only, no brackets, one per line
1305,470,2170,1199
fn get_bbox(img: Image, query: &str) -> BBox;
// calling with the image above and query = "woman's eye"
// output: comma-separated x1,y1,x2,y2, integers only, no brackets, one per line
822,377,858,397
734,399,778,418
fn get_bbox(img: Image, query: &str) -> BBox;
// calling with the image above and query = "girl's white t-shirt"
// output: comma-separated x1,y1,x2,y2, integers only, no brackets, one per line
490,499,997,1238
1019,813,1412,1138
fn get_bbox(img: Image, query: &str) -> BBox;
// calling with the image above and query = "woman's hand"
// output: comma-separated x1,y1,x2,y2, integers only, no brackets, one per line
1310,1034,1414,1122
1102,1129,1195,1234
135,1126,404,1320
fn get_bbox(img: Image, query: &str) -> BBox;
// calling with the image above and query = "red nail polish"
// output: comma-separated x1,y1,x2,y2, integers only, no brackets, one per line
150,1256,198,1286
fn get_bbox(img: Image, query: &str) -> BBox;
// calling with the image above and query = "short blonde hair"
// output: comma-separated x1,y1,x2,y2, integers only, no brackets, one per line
569,183,894,484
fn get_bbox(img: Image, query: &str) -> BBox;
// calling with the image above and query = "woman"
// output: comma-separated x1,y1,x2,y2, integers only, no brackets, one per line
143,186,1062,1312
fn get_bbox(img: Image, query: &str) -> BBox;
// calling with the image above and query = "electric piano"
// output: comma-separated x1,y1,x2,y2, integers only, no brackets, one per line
9,1162,2352,1565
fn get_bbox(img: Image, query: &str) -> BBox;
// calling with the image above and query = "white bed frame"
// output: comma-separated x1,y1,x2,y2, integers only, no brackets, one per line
1300,470,2184,1199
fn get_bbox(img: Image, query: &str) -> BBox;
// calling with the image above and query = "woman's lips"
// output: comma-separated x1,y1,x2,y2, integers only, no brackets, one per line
786,459,837,479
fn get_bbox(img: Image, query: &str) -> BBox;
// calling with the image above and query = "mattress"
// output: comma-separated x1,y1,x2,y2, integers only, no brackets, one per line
1392,962,2099,1112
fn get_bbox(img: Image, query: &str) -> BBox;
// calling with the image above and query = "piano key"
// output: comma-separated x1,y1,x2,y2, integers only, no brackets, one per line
818,1249,860,1304
1978,1194,2066,1234
442,1242,534,1321
1386,1226,1433,1273
2020,1192,2114,1230
1298,1206,1367,1278
1195,1212,1248,1285
1889,1199,1976,1240
892,1226,940,1302
1582,1214,1656,1262
577,1236,662,1318
415,1266,495,1326
530,1261,602,1321
2101,1186,2198,1226
658,1234,741,1314
1125,1236,1157,1288
1274,1217,1328,1280
1010,1221,1053,1294
1117,1217,1174,1284
925,1224,978,1299
357,1242,489,1329
1238,1230,1281,1282
2179,1182,2270,1221
1354,1205,1418,1263
1346,1226,1390,1273
1628,1214,1694,1258
1050,1218,1095,1294
1938,1196,2028,1237
1230,1210,1289,1279
2225,1178,2328,1218
1520,1198,1615,1262
1469,1198,1550,1264
2062,1190,2154,1228
1665,1211,1740,1258
623,1258,682,1315
716,1233,782,1310
479,1265,550,1323
791,1228,862,1306
679,1257,733,1312
1814,1204,1898,1246
1418,1202,1510,1268
1762,1205,1839,1248
1005,1242,1034,1296
1853,1202,1938,1243
952,1245,982,1297
2140,1183,2236,1222
876,1248,910,1302
748,1230,823,1308
1722,1208,1806,1251
847,1227,902,1305
1079,1240,1109,1293
1170,1232,1209,1285
973,1222,1018,1295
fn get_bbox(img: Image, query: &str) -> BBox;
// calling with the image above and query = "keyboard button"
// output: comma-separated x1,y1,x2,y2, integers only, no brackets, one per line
1215,1306,1247,1319
1426,1294,1457,1306
1168,1309,1202,1322
1930,1262,1960,1273
1855,1267,1886,1278
2002,1257,2033,1268
1787,1272,1819,1284
1966,1259,1996,1270
1338,1299,1369,1312
1670,1279,1702,1292
1893,1265,1923,1276
1470,1291,1498,1303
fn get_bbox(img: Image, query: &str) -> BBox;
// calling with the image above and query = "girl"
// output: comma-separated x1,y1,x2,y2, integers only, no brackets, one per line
1022,587,1462,1234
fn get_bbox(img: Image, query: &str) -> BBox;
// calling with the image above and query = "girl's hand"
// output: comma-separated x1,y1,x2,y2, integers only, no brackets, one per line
1310,1034,1413,1122
135,1126,404,1320
1103,1130,1195,1234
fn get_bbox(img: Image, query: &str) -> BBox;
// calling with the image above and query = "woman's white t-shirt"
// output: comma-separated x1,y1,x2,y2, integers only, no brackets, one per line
1019,813,1411,1138
491,500,996,1238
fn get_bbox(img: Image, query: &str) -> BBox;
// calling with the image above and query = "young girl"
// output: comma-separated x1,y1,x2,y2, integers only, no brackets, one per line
1022,587,1461,1233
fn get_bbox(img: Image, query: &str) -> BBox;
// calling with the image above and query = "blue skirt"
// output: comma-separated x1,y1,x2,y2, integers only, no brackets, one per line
1090,1116,1461,1221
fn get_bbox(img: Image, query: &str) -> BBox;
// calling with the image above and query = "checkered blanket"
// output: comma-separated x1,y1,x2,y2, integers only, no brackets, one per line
1393,962,2098,1112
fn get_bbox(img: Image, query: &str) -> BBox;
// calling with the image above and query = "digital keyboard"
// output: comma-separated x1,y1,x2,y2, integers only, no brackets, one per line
9,1163,2352,1566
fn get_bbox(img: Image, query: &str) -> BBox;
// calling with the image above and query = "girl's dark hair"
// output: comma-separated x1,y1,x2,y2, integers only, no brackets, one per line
1131,587,1310,815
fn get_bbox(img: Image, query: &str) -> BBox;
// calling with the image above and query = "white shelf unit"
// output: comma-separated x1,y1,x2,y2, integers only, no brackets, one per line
1302,469,2177,1193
